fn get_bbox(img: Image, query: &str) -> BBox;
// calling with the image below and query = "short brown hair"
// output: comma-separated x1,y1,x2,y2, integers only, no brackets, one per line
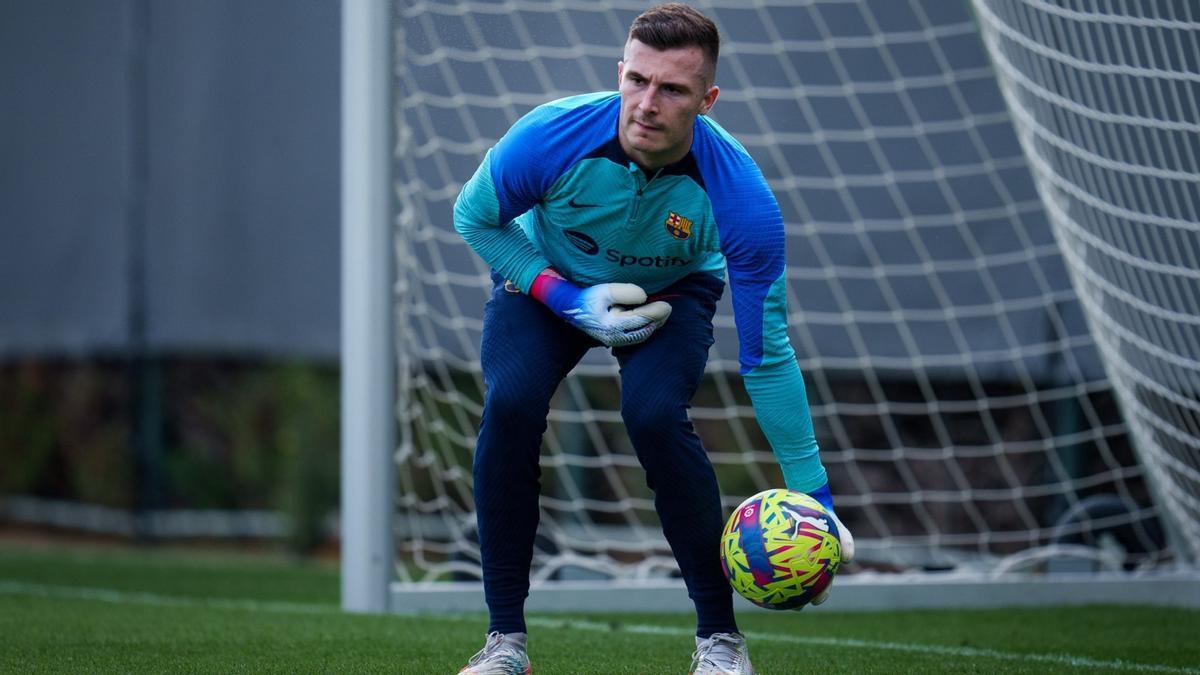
628,3,720,82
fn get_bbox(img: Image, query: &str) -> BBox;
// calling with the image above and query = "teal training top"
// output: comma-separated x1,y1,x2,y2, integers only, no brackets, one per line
454,91,825,492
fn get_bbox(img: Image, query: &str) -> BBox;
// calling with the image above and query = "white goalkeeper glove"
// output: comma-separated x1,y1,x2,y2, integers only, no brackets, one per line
805,483,855,608
528,268,672,347
809,508,854,607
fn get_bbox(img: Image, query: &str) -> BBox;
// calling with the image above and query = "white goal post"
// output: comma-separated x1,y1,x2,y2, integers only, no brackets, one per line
341,0,1200,614
341,0,395,614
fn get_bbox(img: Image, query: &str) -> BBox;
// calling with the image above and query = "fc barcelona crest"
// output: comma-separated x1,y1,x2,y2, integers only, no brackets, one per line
665,211,693,239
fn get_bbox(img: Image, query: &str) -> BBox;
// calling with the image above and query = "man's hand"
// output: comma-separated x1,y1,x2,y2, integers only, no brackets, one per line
804,483,855,608
808,507,854,607
529,268,672,347
565,283,673,346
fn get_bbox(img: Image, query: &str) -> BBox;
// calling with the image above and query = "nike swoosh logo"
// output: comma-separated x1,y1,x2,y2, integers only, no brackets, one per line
568,198,601,208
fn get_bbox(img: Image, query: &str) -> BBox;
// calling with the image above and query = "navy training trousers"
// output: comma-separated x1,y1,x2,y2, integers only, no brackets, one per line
474,269,736,638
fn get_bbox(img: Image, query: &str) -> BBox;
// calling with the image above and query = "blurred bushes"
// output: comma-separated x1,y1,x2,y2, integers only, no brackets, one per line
0,359,339,555
0,361,132,506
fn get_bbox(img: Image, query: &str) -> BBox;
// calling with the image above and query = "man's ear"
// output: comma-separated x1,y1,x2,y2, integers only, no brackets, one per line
700,84,720,115
617,60,624,88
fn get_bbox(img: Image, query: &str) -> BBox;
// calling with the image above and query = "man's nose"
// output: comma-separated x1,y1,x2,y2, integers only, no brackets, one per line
639,87,660,113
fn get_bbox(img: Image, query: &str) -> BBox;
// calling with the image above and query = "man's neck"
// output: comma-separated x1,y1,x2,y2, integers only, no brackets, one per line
619,137,692,172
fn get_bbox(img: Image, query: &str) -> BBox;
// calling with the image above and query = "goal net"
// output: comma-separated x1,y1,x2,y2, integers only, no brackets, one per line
388,0,1195,604
974,0,1200,563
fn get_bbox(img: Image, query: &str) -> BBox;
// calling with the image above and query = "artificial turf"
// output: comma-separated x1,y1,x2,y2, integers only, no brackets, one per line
2,542,1197,674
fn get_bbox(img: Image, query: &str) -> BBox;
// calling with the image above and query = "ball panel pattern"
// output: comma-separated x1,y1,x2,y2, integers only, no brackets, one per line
720,489,842,610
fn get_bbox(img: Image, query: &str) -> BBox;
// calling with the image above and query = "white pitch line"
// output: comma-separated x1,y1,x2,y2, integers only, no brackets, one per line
2,581,1196,674
0,580,340,616
526,617,1199,674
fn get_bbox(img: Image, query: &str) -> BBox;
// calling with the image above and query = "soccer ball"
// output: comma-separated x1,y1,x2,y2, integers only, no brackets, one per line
720,489,842,610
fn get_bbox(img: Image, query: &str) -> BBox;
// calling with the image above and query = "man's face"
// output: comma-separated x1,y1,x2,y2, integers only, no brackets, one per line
618,39,719,169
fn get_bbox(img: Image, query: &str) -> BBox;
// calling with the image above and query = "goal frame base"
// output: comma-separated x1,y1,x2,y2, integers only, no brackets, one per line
388,571,1200,614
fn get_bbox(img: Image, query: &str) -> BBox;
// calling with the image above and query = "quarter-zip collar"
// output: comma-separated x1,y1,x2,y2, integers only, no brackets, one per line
584,135,707,190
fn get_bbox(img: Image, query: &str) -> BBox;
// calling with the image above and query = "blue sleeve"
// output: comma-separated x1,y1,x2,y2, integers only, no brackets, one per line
743,330,827,493
453,150,551,293
694,119,791,373
454,93,620,292
695,118,826,492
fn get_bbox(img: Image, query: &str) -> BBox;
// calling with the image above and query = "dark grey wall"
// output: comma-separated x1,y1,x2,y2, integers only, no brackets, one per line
0,0,340,359
1,1,1104,381
1,1,134,355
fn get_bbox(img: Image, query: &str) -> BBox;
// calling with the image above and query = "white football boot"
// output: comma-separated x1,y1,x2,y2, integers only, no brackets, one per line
690,632,754,675
810,508,855,607
458,631,532,675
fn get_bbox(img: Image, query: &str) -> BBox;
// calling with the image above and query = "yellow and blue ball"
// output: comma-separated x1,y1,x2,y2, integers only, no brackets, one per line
720,489,842,610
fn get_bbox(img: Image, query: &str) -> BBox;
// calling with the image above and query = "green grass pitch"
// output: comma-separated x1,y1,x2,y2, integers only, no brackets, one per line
1,542,1197,673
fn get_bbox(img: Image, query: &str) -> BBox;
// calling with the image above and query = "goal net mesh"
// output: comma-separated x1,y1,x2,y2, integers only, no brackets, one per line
390,0,1194,587
974,0,1199,563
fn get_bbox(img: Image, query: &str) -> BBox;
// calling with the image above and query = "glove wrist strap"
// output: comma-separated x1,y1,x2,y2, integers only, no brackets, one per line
806,483,835,513
529,268,582,318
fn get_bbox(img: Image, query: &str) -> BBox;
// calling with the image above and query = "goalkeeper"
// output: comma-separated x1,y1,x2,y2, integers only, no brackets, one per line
454,4,853,674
